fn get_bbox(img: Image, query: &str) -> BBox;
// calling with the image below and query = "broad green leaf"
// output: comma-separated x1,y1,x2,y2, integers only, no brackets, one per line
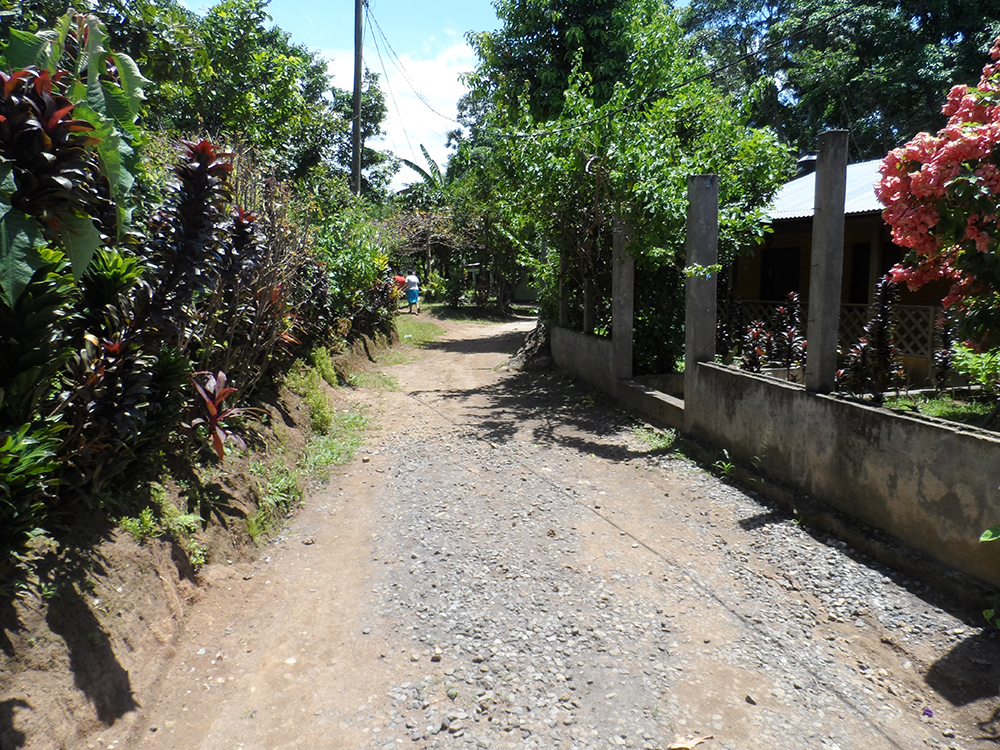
53,211,102,281
109,51,151,116
74,104,135,235
4,29,47,69
99,83,141,139
980,525,1000,543
83,16,111,112
0,209,45,305
0,161,15,201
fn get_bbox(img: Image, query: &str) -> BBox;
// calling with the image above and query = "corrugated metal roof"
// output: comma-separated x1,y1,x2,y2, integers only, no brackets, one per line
767,158,884,220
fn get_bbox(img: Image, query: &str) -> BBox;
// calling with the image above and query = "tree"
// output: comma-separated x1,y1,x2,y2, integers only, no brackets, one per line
876,37,1000,348
96,0,207,125
462,0,791,367
330,69,398,199
682,0,1000,161
154,0,344,181
466,0,634,120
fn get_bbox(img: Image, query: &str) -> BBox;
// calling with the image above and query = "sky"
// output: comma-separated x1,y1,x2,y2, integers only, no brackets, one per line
261,0,501,189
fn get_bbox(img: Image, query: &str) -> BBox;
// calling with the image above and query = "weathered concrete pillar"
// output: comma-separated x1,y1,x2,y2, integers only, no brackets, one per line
558,249,569,328
612,220,635,379
684,175,719,432
805,130,849,394
582,277,596,334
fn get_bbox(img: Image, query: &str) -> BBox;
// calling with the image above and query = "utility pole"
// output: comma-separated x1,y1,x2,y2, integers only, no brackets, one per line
351,0,363,196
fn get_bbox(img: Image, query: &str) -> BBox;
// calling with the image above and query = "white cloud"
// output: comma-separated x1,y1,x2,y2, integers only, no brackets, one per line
324,42,478,191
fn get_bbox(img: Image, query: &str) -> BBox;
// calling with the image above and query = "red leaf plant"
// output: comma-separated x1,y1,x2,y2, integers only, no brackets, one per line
185,371,264,460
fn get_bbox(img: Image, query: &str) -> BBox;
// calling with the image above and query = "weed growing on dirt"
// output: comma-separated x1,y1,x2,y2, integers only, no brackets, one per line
286,363,336,434
634,425,677,453
396,316,447,347
349,371,399,391
247,460,303,541
118,508,160,543
148,482,207,565
712,449,735,478
376,349,415,366
310,346,341,387
299,409,369,480
884,393,994,428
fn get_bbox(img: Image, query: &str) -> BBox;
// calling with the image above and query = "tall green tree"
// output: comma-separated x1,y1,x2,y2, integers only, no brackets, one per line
149,0,343,180
330,69,399,200
467,0,635,120
682,0,1000,160
458,0,791,364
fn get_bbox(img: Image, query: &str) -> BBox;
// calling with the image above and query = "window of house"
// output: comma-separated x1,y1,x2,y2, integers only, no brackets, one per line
760,247,800,301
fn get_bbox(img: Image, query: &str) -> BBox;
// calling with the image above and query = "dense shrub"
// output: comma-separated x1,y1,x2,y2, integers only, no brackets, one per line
0,13,397,570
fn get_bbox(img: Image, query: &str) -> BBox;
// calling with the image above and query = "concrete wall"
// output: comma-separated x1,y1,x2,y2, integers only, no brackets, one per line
686,362,1000,587
551,326,617,394
551,326,684,429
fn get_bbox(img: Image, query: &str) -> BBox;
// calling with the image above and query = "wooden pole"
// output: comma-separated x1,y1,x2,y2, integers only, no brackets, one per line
352,0,363,196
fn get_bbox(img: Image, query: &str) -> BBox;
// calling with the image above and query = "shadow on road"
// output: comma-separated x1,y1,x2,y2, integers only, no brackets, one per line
423,325,536,357
0,698,30,749
413,360,660,464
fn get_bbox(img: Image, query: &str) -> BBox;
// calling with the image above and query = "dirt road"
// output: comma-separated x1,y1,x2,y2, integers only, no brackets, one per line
105,315,1000,750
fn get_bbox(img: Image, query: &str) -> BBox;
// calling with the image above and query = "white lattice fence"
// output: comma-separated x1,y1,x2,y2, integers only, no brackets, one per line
893,306,936,358
838,305,868,350
721,301,938,359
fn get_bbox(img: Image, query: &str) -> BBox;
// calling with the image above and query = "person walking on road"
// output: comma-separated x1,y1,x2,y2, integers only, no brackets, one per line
404,269,421,314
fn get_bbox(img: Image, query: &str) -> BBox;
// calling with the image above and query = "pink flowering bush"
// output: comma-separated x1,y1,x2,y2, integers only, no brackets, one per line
877,38,1000,347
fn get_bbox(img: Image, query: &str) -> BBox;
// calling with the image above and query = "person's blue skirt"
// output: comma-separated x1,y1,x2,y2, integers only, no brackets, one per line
407,289,419,304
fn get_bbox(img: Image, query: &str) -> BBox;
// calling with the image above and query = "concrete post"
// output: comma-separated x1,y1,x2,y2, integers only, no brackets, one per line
558,249,569,328
805,130,849,394
612,219,635,379
684,175,719,432
583,277,596,334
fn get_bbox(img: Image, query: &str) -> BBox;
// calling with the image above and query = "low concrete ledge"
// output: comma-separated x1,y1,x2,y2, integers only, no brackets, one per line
618,380,685,430
687,362,1000,588
551,326,685,429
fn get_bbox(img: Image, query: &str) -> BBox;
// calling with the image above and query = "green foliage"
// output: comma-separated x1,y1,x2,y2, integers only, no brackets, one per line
0,423,62,563
247,459,302,541
310,346,341,387
395,316,447,347
682,0,1000,161
348,371,399,391
712,449,735,478
633,425,676,453
884,394,994,427
951,344,1000,395
164,0,348,182
312,207,398,338
285,363,335,435
330,70,399,197
298,409,369,479
470,3,790,370
0,8,396,575
118,507,160,543
468,0,636,120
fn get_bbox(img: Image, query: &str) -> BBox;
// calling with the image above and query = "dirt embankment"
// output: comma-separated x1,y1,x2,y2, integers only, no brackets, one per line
0,332,392,750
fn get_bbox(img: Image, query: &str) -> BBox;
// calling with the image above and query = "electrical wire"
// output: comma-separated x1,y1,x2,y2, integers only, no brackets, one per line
365,6,416,159
500,2,859,140
367,8,460,124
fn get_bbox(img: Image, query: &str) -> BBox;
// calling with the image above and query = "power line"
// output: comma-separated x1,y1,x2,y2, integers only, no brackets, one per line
500,3,858,140
365,7,416,159
366,8,460,124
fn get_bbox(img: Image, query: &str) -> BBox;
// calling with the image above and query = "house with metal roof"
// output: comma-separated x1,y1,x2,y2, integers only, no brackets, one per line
728,158,949,382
